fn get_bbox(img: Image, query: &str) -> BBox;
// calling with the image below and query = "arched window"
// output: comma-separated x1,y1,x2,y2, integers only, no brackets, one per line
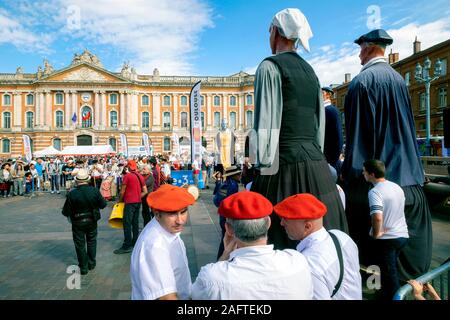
2,139,10,153
214,96,220,106
110,111,118,128
181,112,188,128
142,111,150,129
81,106,93,128
163,112,171,130
246,94,253,105
180,96,188,106
438,88,447,108
3,112,11,129
55,93,64,105
53,138,62,151
164,137,171,151
214,112,221,127
109,137,117,151
3,94,11,106
163,95,171,106
230,112,236,129
55,110,64,128
26,111,34,128
230,96,237,106
109,93,118,105
142,95,149,106
246,110,253,128
26,94,34,106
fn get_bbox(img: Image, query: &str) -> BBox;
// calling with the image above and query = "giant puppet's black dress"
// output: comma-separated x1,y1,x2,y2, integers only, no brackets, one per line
251,52,348,250
342,60,432,279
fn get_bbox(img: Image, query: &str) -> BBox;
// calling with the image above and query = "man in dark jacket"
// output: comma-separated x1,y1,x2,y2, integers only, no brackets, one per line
62,169,107,275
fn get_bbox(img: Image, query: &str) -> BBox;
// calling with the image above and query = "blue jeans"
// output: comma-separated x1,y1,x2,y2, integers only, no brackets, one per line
122,203,141,249
373,237,409,300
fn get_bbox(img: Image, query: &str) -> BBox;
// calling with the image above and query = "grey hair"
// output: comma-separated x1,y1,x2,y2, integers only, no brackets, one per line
366,42,387,50
226,216,270,243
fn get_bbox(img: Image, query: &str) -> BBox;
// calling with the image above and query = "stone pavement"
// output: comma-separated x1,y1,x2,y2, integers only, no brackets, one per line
0,186,448,300
0,186,221,300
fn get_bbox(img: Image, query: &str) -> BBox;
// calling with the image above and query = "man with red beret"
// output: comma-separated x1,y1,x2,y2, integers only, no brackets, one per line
192,191,313,300
130,184,195,300
274,193,362,300
114,159,147,254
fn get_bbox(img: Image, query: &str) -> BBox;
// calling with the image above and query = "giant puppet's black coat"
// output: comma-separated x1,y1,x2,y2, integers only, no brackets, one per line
342,61,432,279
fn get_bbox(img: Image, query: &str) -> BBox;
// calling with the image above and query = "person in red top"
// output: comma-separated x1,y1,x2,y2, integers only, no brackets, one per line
114,159,148,254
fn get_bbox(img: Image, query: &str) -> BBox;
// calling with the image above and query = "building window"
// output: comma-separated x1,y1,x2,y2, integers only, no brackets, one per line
142,111,150,129
163,112,171,130
55,93,64,105
110,111,118,128
440,58,447,76
201,95,205,106
214,96,220,106
109,93,118,105
404,72,410,86
246,94,253,105
230,96,237,106
230,112,236,129
3,112,11,129
26,94,34,106
109,138,117,151
142,95,149,106
2,139,10,153
26,112,34,129
164,137,171,151
438,88,447,108
201,112,205,129
214,112,221,127
3,94,11,106
81,106,93,128
163,95,171,106
246,110,253,128
180,96,188,106
419,93,426,112
53,138,62,151
55,110,64,128
180,112,188,128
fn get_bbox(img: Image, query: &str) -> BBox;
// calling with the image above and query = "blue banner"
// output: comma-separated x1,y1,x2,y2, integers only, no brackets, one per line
171,170,204,189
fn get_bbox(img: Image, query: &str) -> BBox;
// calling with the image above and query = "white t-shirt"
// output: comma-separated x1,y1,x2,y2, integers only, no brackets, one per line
192,245,313,300
368,180,409,239
130,219,192,300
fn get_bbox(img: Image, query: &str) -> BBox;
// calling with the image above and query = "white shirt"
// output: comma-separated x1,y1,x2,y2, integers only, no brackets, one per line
130,219,192,300
368,180,409,239
192,245,313,300
297,228,362,300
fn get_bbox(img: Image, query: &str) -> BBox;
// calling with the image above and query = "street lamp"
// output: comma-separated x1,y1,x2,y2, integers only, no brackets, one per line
415,57,442,156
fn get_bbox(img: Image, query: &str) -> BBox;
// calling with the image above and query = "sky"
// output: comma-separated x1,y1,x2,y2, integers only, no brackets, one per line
0,0,449,86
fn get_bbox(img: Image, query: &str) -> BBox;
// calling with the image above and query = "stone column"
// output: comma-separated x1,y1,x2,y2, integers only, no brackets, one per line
71,90,78,128
152,93,161,131
207,94,212,129
100,91,107,129
39,91,45,129
222,94,228,123
119,91,125,129
133,91,139,130
173,94,178,129
64,90,71,129
35,90,41,127
239,93,245,130
94,90,100,129
44,90,52,129
13,91,22,132
125,91,132,128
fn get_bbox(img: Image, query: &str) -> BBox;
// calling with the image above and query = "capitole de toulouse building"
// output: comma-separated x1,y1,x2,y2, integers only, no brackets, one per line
0,50,255,158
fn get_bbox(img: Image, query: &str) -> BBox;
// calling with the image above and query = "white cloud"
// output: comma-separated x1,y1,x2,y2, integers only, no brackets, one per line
243,65,257,75
308,16,450,86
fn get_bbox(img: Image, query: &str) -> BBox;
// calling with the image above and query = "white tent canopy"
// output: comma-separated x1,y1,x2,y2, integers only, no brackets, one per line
33,146,60,157
59,145,116,156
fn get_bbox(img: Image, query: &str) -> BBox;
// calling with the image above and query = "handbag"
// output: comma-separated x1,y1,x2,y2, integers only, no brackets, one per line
109,202,125,229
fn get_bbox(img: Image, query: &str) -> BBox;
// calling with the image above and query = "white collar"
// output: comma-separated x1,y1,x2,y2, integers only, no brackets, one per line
323,99,332,107
360,56,387,73
297,227,328,252
152,218,180,244
229,245,274,260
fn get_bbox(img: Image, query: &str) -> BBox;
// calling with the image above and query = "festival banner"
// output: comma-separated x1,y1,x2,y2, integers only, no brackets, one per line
22,134,32,162
142,133,151,156
189,81,202,163
120,133,128,157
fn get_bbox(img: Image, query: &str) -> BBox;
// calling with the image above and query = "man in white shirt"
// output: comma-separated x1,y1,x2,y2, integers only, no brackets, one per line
130,184,196,300
274,193,362,300
363,159,409,300
192,191,313,300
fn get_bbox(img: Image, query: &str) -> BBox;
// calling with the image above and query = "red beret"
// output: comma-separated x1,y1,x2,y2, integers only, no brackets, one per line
147,184,195,212
274,193,327,220
218,191,273,219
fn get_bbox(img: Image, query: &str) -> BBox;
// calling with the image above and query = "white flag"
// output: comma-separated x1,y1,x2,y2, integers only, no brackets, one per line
22,135,32,162
142,133,151,156
189,81,202,163
120,133,128,157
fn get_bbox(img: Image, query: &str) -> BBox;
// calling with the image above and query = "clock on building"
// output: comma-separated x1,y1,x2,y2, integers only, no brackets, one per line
81,93,91,102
